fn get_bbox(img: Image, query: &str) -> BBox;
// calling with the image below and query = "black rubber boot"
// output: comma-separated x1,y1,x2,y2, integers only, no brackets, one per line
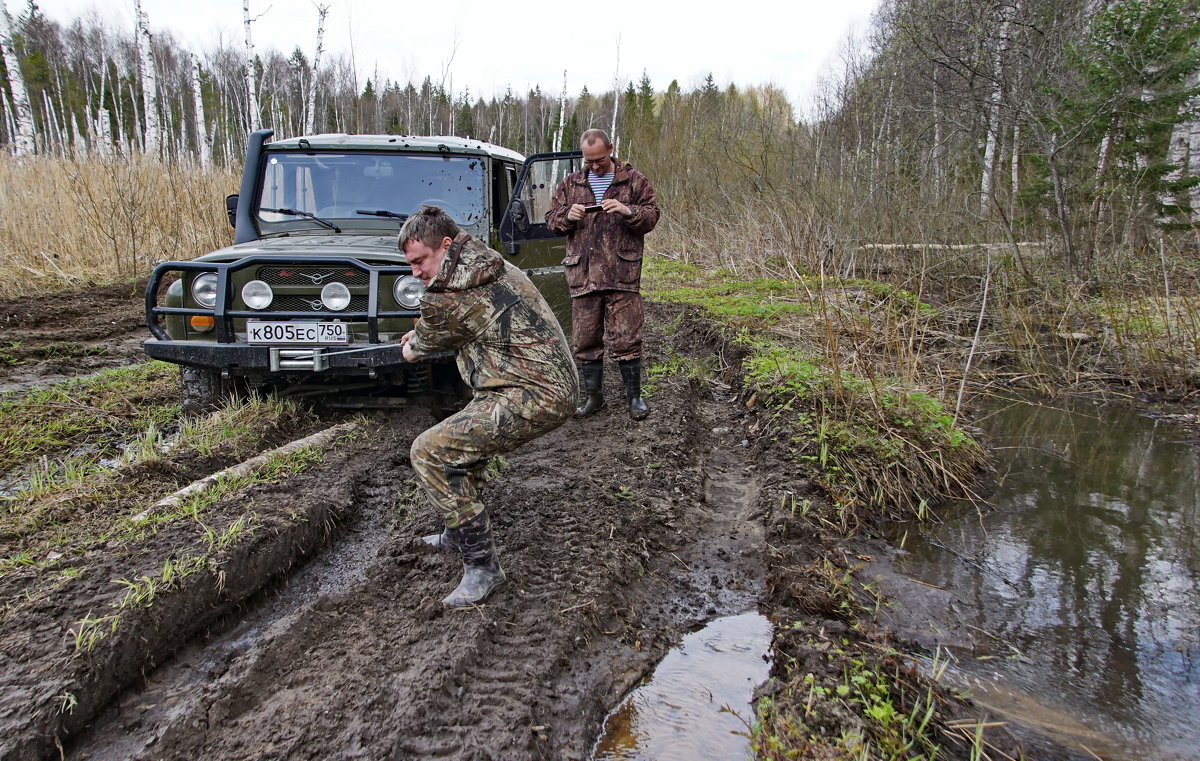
442,509,506,608
619,359,649,420
575,360,606,417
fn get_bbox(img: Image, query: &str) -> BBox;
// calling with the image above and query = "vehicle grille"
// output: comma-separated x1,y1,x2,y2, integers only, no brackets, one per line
258,266,371,286
270,295,370,313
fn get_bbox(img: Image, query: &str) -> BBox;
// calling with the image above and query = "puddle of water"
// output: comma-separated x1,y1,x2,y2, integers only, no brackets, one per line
590,612,772,761
898,395,1200,760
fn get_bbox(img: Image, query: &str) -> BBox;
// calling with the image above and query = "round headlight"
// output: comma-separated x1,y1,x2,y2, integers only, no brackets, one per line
191,272,218,308
393,275,425,309
241,279,274,310
321,282,352,311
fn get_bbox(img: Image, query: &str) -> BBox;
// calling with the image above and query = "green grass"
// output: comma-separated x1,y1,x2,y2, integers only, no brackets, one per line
0,361,177,473
645,254,982,524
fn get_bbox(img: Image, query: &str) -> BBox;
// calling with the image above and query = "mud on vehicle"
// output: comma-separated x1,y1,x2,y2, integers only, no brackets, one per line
145,130,584,412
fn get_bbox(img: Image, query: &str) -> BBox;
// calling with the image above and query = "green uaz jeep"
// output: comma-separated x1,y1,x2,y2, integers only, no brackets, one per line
144,129,583,412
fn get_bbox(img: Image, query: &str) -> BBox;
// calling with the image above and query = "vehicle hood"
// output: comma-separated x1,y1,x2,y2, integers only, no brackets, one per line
197,234,405,264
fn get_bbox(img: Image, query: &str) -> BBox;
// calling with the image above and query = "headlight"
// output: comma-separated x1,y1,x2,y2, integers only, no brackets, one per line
393,275,425,309
241,279,274,310
191,272,218,308
321,282,351,311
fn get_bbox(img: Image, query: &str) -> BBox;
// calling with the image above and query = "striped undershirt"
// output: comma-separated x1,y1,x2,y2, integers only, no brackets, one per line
588,171,614,205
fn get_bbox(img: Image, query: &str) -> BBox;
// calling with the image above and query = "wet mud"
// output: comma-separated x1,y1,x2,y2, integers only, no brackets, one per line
1,291,1029,760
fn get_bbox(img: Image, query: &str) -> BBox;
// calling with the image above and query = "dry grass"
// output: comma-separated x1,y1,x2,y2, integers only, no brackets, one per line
653,196,1200,399
0,154,237,297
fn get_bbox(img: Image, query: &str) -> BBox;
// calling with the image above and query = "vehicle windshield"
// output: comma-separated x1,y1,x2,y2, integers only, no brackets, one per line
256,152,486,229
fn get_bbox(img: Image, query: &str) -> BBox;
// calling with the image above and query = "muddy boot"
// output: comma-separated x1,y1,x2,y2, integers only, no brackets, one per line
442,509,506,608
619,359,649,421
421,528,457,551
575,360,606,417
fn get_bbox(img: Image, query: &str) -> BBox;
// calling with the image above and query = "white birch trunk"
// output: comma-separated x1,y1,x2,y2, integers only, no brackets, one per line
128,82,141,152
1010,122,1020,220
304,5,328,135
552,69,566,153
981,1,1016,215
0,0,36,156
134,0,161,156
243,0,261,132
41,90,58,153
610,35,621,152
192,55,211,167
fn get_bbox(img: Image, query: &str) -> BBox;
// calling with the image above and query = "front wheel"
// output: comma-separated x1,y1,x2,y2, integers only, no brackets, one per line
180,366,243,415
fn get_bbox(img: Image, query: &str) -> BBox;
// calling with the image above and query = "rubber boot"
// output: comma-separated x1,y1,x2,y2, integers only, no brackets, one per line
442,509,506,608
619,359,649,420
575,360,606,417
422,529,456,551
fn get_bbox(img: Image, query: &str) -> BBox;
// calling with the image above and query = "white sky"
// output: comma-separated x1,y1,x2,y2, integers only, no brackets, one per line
26,0,879,112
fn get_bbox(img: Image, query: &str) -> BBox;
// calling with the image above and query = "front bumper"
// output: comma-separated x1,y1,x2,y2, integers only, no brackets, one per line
144,339,417,374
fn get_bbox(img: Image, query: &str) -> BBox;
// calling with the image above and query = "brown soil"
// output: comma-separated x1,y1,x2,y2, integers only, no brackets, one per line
0,288,1036,760
0,281,150,394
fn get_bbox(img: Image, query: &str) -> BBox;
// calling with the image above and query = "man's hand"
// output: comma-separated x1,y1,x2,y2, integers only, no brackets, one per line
601,199,633,218
401,330,417,362
566,203,587,221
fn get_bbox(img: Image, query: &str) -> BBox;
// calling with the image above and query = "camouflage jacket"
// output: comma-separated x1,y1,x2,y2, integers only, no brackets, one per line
545,159,660,297
406,233,579,420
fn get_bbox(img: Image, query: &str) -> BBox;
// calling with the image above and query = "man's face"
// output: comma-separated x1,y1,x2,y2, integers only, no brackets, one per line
581,140,613,175
403,236,452,285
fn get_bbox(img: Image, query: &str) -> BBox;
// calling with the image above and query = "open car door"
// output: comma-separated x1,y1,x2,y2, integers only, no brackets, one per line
498,150,582,332
499,150,583,249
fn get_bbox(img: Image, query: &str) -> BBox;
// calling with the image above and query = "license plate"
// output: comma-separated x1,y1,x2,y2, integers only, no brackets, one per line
246,321,349,344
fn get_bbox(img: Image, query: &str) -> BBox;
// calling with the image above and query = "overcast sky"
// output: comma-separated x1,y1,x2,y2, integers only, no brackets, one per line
26,0,880,112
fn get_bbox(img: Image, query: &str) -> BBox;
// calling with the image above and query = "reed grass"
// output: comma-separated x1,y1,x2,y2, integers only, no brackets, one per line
0,153,237,297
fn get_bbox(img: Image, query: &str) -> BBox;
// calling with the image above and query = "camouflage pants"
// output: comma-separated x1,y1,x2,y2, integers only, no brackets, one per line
410,393,570,528
571,290,643,362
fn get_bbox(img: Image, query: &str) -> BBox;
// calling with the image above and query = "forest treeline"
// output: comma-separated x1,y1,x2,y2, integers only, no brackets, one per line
1,0,1198,283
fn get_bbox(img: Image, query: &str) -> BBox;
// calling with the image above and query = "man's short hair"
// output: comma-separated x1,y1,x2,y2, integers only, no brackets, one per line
398,206,460,250
580,128,611,149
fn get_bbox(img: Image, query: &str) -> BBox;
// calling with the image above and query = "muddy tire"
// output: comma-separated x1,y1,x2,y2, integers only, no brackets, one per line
180,366,242,415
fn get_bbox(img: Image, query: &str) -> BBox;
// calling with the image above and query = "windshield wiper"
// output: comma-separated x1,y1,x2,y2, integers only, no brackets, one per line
260,207,342,233
355,209,409,220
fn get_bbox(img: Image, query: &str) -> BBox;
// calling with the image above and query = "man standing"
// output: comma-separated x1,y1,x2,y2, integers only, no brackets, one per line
546,129,660,420
400,206,578,607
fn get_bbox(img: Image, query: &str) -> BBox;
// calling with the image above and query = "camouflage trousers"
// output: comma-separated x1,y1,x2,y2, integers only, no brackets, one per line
571,290,643,362
410,392,571,528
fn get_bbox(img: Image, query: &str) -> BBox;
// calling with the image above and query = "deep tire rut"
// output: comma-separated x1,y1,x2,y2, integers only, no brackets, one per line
56,306,777,760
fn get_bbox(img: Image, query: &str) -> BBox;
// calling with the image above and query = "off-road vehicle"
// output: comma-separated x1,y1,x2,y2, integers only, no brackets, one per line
145,129,583,411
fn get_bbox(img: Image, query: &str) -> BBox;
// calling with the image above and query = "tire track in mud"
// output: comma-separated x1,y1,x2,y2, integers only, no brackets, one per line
64,319,777,761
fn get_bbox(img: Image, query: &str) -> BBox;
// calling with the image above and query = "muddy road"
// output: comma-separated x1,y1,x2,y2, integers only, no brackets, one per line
0,284,1032,758
2,285,821,760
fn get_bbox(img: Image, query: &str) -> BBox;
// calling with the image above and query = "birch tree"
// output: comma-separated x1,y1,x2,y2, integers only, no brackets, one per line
981,1,1016,215
0,0,36,155
303,4,328,135
243,0,260,132
134,0,161,155
192,54,210,166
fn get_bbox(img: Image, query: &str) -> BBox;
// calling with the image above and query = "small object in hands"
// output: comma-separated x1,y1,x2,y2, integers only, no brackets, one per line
584,204,603,213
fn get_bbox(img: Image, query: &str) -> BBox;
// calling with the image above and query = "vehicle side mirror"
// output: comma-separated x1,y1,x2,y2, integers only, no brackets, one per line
509,199,530,232
225,194,239,228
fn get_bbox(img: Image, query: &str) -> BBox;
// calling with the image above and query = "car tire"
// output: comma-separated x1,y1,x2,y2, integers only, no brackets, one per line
180,366,242,415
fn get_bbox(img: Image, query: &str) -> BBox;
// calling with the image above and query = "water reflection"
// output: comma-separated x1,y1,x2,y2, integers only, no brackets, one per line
591,612,772,761
900,396,1199,760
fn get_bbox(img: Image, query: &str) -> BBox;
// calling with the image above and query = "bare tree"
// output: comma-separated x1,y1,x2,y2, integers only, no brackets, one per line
192,54,210,166
243,0,261,132
134,0,161,155
0,0,35,155
303,3,328,135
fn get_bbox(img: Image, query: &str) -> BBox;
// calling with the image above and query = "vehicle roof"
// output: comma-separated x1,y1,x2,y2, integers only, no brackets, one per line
265,133,526,163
